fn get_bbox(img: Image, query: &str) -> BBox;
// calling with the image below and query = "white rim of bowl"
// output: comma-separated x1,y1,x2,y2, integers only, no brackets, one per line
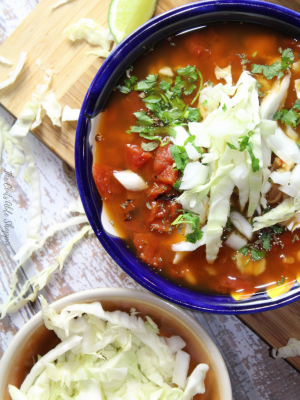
0,288,232,400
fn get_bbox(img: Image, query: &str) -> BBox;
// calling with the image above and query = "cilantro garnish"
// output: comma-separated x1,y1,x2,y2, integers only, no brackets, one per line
251,48,294,80
184,84,197,96
135,74,158,91
273,99,300,128
226,131,260,172
160,80,171,91
281,48,294,70
139,134,170,146
170,144,189,172
173,179,182,192
171,211,203,244
226,142,237,150
117,86,131,94
238,246,265,262
117,74,138,93
187,107,201,122
222,104,227,112
191,69,203,105
133,111,153,125
121,65,203,145
238,225,284,261
176,66,198,81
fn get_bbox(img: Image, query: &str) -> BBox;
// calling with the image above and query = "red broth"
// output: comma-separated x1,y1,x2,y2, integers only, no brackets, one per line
93,23,300,298
2,299,219,400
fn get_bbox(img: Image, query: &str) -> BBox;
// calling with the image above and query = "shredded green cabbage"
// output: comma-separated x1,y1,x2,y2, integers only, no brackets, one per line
0,52,26,90
8,298,209,400
63,18,114,50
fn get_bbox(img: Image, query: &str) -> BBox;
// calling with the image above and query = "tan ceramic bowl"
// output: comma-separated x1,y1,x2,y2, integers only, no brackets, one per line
0,288,232,400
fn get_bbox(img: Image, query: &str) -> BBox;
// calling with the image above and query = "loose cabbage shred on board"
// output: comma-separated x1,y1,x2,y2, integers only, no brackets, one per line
0,117,92,319
0,51,26,90
64,18,114,51
8,298,209,400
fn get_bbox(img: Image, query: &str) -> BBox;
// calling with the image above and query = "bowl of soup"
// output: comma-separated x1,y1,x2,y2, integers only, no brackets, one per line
0,288,232,400
75,0,300,313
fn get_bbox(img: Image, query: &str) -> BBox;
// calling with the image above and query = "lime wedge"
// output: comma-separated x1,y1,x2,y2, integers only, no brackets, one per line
108,0,157,44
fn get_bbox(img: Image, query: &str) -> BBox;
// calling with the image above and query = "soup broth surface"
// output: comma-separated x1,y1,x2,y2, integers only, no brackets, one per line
93,22,300,298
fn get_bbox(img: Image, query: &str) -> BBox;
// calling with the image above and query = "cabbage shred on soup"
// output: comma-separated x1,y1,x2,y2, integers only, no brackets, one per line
93,22,300,299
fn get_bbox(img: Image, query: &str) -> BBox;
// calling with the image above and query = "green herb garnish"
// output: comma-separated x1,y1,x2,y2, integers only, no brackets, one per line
172,211,203,244
251,48,294,80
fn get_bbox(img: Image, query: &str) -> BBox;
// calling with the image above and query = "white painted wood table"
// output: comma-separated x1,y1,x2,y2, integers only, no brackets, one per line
0,1,300,399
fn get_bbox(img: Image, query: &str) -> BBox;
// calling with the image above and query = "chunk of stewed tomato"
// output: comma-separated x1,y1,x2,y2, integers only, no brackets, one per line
133,233,160,267
125,144,152,171
93,164,113,200
148,200,180,233
156,165,178,186
146,183,171,200
153,144,174,174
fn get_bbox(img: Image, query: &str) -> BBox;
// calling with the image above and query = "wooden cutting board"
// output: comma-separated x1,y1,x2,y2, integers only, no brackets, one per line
1,0,300,371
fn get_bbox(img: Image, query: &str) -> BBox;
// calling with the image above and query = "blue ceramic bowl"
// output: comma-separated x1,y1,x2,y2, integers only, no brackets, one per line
75,0,300,314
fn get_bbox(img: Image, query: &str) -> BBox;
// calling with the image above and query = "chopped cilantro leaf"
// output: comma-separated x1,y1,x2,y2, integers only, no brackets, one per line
271,225,283,234
238,246,248,256
170,145,183,170
186,229,203,244
117,85,131,94
187,107,201,122
160,108,183,123
272,100,300,128
184,84,197,96
293,99,300,110
222,104,227,111
173,179,182,191
129,125,151,134
226,142,237,150
171,211,203,244
176,65,196,77
191,69,203,105
273,110,281,121
260,232,272,250
251,49,294,80
251,60,284,80
281,48,294,70
184,135,196,146
124,75,138,88
133,111,153,125
171,78,184,97
247,143,260,172
135,74,158,91
238,246,265,261
201,100,208,106
250,248,264,261
281,109,299,127
170,144,189,172
160,80,171,91
139,133,168,146
143,95,162,104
